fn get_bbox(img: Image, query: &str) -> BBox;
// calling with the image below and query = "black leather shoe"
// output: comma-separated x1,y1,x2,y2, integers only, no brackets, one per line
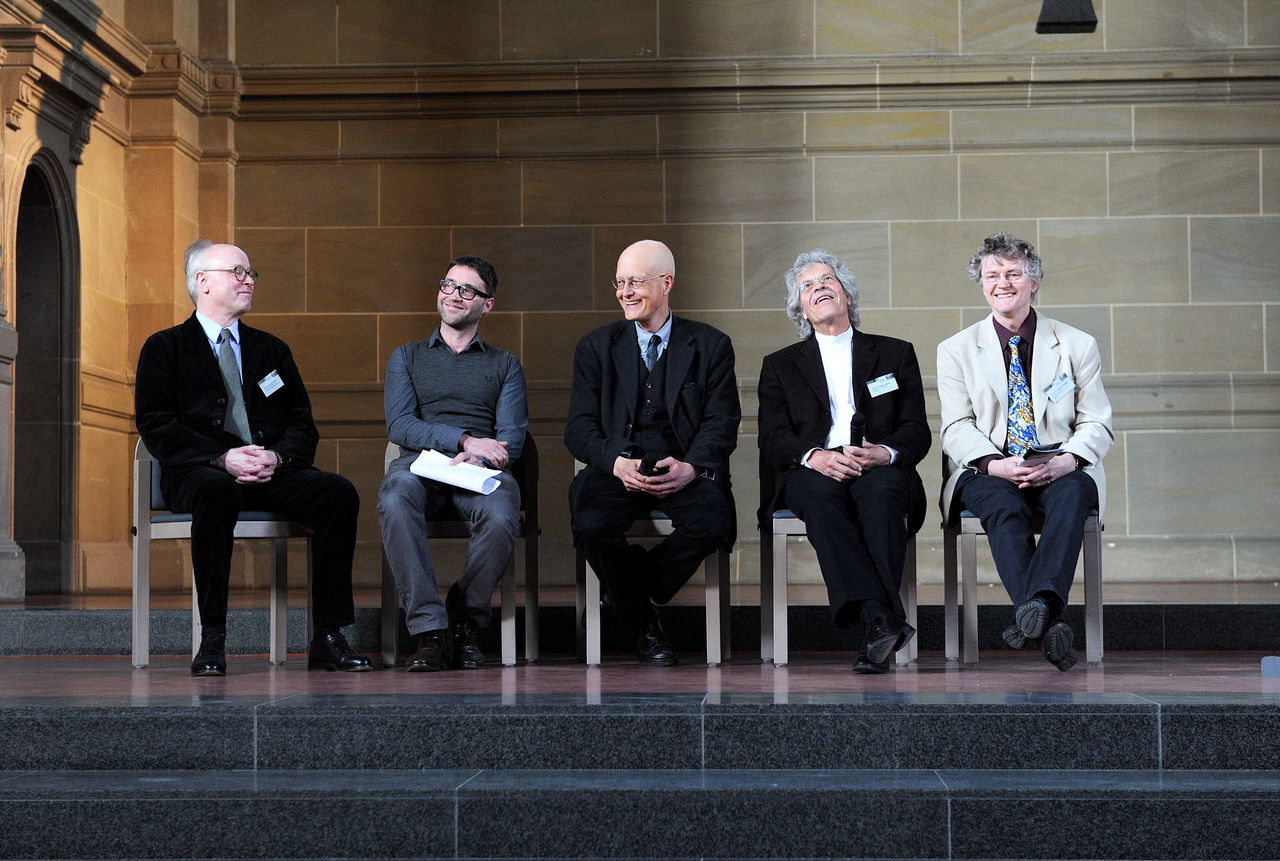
1042,621,1078,672
1002,624,1030,650
191,632,226,676
450,619,485,670
1015,596,1051,641
637,621,678,666
406,630,448,672
865,616,915,665
853,650,890,674
308,629,372,672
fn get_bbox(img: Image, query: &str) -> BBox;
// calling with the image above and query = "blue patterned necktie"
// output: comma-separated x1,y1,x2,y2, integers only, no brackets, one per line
644,334,661,372
1006,335,1039,457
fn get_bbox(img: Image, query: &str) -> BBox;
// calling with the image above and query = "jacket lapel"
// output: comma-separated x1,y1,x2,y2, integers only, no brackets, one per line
611,323,639,425
797,337,830,415
663,316,693,417
976,316,1007,405
1030,316,1061,427
182,315,229,394
851,328,874,409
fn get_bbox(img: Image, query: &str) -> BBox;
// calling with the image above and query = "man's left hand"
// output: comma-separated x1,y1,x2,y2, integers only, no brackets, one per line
637,457,696,498
1019,452,1078,488
842,443,892,470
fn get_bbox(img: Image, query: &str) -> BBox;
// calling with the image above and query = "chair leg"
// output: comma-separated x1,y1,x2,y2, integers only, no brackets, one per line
1084,517,1104,666
943,526,959,661
718,548,732,662
575,551,586,661
961,531,979,666
524,532,540,663
584,557,602,667
703,549,730,666
191,576,201,659
500,557,517,667
381,554,399,668
269,538,288,665
896,535,917,666
131,529,151,669
759,531,774,664
772,531,789,667
304,537,314,647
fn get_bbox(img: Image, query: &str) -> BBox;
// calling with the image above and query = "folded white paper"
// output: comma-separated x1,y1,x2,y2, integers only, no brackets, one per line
409,449,501,495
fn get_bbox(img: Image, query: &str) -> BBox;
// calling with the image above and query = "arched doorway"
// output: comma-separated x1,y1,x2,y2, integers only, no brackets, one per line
13,160,77,594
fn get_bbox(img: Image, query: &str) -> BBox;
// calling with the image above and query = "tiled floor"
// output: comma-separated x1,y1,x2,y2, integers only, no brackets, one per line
1,650,1276,699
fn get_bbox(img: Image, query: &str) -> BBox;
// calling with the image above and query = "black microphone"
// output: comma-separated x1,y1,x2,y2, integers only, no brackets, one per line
849,413,865,448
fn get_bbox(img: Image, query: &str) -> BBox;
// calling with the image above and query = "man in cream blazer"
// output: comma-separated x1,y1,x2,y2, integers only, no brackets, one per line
937,233,1113,671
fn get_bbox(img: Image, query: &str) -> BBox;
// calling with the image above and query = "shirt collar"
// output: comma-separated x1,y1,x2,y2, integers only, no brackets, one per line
813,325,853,349
427,328,487,352
993,308,1037,351
634,312,673,349
195,311,240,344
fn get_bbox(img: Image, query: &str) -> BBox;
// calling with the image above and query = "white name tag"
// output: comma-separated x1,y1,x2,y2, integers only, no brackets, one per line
1044,373,1074,403
258,370,284,397
866,373,899,397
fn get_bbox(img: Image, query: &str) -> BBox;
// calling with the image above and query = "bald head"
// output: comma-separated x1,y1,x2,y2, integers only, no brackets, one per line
614,239,676,332
617,240,675,279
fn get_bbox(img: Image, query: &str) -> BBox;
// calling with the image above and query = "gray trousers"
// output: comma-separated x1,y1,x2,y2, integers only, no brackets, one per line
377,460,521,635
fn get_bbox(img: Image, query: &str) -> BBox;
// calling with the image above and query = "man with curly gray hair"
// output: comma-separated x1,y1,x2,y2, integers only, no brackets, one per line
938,233,1114,671
759,249,931,673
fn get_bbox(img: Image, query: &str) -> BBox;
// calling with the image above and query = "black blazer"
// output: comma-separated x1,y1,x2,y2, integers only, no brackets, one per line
564,315,741,481
757,329,931,530
135,314,320,474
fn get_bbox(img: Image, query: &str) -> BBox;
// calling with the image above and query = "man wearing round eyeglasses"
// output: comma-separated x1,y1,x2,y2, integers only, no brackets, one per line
938,233,1114,671
135,239,370,676
565,239,740,666
379,256,527,672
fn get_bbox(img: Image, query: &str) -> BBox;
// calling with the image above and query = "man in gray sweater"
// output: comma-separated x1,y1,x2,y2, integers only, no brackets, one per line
378,256,528,671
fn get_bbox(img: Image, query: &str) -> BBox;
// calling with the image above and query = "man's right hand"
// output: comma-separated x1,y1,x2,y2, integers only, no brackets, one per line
612,456,651,492
217,445,277,484
457,434,509,468
805,448,862,482
987,455,1041,488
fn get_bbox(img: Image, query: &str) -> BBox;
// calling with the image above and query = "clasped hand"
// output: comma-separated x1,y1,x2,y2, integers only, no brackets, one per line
613,455,695,498
988,452,1077,489
219,445,278,484
807,443,891,482
452,435,509,468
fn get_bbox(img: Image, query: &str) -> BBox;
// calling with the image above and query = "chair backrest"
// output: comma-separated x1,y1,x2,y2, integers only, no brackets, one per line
134,439,169,511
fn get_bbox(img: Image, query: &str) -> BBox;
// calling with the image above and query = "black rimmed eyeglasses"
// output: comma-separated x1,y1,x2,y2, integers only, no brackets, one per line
439,279,492,300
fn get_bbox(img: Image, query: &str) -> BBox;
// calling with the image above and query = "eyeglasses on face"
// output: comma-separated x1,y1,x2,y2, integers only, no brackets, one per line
800,273,840,292
439,279,492,300
611,273,668,291
982,270,1026,284
204,266,258,283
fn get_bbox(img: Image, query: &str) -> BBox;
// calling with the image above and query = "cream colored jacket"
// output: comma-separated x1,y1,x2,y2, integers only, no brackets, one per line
936,312,1114,523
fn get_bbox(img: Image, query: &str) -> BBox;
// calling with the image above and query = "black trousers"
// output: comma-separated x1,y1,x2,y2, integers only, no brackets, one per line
569,466,732,632
782,465,913,628
163,465,360,630
955,469,1098,608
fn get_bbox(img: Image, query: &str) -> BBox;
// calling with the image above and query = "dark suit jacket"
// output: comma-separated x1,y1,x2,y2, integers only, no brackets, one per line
564,315,741,481
757,329,931,531
135,315,320,482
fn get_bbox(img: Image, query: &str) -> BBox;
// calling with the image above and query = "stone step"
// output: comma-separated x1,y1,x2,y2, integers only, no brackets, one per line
4,693,1278,772
0,767,1276,859
4,603,1280,656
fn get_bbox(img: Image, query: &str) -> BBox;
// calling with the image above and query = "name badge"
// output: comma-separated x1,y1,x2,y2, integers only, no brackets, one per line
258,370,284,397
866,373,899,397
1044,373,1074,403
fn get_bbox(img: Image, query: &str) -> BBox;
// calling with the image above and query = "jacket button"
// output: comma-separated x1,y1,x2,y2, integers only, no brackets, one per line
217,397,226,405
212,419,221,427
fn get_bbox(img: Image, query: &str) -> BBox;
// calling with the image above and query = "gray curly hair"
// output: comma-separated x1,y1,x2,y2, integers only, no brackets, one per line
783,249,860,339
967,233,1044,302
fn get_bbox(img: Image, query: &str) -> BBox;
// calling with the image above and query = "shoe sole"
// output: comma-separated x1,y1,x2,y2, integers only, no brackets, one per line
307,660,372,672
1015,598,1050,640
191,668,225,677
639,656,678,667
853,661,890,674
1042,622,1078,671
405,663,446,673
1002,625,1029,650
867,622,915,665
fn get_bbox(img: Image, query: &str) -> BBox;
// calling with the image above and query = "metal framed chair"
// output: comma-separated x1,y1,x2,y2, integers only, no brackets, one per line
759,510,917,669
575,520,731,666
757,455,917,668
131,439,312,668
943,509,1103,666
379,435,540,668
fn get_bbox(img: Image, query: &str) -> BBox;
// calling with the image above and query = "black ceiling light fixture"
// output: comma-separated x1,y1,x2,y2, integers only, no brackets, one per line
1035,0,1098,33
